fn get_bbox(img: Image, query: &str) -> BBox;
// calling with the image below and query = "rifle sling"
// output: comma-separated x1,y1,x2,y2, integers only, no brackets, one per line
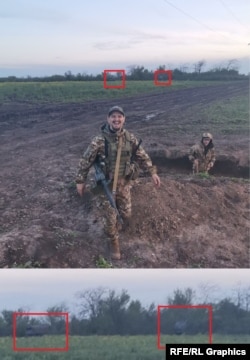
132,139,142,161
112,133,123,196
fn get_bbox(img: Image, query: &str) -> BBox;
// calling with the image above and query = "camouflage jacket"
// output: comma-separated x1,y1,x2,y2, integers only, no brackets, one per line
75,124,157,184
189,142,216,170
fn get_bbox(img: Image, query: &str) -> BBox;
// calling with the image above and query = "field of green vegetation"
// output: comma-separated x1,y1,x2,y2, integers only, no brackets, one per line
173,93,249,136
201,95,249,135
0,80,226,103
1,334,249,360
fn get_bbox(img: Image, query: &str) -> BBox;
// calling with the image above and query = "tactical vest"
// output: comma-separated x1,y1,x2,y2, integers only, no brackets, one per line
102,130,132,179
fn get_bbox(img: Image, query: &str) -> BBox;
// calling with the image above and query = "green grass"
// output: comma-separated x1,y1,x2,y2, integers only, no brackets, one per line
10,261,42,268
1,334,249,360
0,80,229,103
161,333,250,344
95,255,113,268
174,93,249,136
197,172,210,179
200,95,249,134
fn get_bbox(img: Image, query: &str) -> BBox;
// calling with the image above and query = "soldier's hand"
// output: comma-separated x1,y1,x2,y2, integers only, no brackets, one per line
152,174,161,187
207,163,213,171
76,183,85,197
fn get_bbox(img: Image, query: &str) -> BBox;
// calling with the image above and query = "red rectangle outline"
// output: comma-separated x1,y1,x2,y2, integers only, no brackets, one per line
13,312,69,352
154,70,172,86
157,305,213,350
103,69,126,89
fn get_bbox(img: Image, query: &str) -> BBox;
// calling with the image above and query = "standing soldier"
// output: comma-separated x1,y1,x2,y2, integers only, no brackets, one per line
189,132,216,174
76,106,161,260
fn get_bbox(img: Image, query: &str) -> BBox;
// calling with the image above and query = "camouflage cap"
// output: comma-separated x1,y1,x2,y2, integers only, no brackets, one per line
108,105,125,117
202,132,213,140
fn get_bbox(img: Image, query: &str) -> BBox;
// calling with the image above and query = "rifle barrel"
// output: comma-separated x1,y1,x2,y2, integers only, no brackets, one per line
94,163,123,224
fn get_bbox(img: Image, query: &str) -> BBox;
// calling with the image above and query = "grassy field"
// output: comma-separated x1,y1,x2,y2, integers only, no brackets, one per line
201,95,249,135
170,94,249,136
1,334,249,360
0,80,229,103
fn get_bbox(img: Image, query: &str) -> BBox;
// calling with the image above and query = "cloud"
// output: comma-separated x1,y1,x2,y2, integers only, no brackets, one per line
94,40,147,52
132,31,168,41
93,28,244,55
94,40,141,51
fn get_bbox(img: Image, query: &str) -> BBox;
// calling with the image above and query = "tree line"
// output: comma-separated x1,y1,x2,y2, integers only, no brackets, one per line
0,59,247,83
0,286,249,337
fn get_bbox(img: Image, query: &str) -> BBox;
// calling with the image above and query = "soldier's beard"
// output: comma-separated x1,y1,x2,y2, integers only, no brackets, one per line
109,124,123,132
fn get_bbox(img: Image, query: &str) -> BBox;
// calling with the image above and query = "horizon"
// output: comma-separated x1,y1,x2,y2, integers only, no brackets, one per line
0,60,248,79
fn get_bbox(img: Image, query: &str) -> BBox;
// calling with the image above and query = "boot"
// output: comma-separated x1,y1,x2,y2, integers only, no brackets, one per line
111,237,121,260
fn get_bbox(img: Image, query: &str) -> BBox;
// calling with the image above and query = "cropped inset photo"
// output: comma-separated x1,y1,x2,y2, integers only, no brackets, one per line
0,269,249,359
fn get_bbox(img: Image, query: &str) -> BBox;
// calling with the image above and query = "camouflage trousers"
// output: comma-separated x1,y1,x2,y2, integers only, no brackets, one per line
99,179,132,241
192,160,209,173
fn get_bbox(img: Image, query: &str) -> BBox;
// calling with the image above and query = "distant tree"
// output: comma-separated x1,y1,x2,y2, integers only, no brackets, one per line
97,289,130,335
193,60,206,73
125,300,144,334
213,298,240,334
1,310,13,335
167,287,196,305
0,315,5,336
226,59,239,71
156,64,166,70
197,282,220,304
179,63,189,72
126,65,151,80
45,304,68,335
76,287,108,321
75,73,83,81
115,72,123,80
70,315,85,335
232,284,250,311
64,70,74,80
127,64,137,76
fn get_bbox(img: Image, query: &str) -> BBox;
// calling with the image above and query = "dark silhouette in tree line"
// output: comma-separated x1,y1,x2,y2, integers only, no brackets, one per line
25,324,50,337
174,320,187,335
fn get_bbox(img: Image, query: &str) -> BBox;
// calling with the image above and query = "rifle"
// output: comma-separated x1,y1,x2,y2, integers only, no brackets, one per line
131,139,142,163
94,162,123,224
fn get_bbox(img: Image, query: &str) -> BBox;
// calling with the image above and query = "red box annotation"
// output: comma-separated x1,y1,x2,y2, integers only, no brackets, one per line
12,312,69,352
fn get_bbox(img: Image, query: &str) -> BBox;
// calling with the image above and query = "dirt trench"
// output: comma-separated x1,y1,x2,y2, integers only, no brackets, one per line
151,153,249,179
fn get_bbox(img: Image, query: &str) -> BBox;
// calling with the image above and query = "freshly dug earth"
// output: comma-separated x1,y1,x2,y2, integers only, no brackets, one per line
0,81,249,268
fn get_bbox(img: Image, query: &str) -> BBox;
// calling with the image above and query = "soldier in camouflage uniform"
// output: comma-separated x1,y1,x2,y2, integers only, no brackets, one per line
76,106,161,260
189,132,216,174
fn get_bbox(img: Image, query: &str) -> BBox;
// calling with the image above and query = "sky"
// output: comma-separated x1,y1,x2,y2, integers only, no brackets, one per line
0,269,249,315
0,0,250,77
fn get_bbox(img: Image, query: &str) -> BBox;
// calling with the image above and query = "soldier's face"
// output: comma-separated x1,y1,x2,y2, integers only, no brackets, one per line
202,138,210,146
107,112,125,131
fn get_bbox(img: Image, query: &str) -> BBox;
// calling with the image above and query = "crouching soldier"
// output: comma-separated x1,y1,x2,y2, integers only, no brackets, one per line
76,106,160,260
189,132,216,174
